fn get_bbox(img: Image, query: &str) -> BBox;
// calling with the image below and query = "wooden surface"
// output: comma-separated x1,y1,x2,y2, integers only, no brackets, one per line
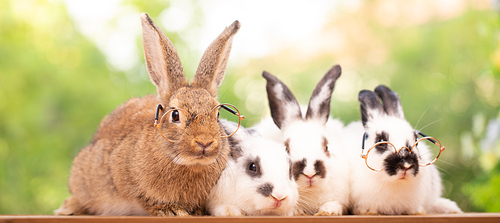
1,213,500,223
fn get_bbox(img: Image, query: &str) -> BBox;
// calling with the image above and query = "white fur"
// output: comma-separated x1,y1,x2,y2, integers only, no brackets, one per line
252,116,283,143
344,112,463,215
255,114,350,216
206,122,298,216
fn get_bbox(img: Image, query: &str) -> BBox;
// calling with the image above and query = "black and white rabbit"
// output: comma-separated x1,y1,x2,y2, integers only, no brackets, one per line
344,85,462,215
206,121,299,216
254,65,349,216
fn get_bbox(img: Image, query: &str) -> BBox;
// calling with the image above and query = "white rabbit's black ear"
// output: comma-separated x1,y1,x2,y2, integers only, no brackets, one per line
305,65,342,124
191,21,240,97
262,71,303,129
358,90,384,127
374,85,404,119
141,13,188,102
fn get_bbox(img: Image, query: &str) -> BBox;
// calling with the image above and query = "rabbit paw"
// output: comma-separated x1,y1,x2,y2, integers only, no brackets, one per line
211,205,243,216
409,206,426,215
149,203,190,216
54,196,86,215
430,198,463,214
355,207,379,215
314,201,343,216
224,205,244,216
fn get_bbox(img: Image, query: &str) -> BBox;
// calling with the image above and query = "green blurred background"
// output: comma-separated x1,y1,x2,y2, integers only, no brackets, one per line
1,0,500,214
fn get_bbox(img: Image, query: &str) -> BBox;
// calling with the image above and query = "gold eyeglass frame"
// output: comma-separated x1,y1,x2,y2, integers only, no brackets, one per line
154,103,245,143
360,131,446,172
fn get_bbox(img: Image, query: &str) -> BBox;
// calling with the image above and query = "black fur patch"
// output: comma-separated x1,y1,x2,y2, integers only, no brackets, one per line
223,125,243,160
358,90,384,127
262,71,302,129
314,160,327,178
257,183,274,197
246,157,262,178
305,65,341,124
322,137,330,157
375,131,389,154
292,158,306,181
374,85,403,119
288,158,293,180
383,148,419,176
246,128,258,136
284,138,291,154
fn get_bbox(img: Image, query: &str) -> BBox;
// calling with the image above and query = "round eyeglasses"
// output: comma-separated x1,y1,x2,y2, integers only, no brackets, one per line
153,103,245,143
360,131,445,171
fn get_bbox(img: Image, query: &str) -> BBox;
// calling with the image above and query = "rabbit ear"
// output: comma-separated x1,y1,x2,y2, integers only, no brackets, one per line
305,65,342,124
191,21,241,97
374,85,404,119
262,71,302,129
358,90,384,127
141,13,188,102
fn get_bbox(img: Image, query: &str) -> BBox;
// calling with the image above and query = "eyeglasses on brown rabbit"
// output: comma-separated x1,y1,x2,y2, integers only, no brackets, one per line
360,131,446,171
154,103,245,143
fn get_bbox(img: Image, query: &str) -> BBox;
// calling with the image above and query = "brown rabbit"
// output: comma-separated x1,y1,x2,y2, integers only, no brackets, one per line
55,13,241,216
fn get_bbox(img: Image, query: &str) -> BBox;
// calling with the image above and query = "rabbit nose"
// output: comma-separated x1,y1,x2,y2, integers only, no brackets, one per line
404,164,414,170
399,163,414,170
271,194,287,208
304,173,316,179
271,194,287,201
196,140,213,152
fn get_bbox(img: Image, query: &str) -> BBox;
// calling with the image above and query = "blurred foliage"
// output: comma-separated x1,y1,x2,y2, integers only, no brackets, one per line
0,0,499,214
461,112,500,212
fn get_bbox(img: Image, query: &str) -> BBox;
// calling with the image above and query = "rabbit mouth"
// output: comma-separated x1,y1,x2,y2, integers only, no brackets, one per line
397,168,416,180
187,149,220,165
306,178,315,187
193,152,217,161
302,174,320,187
399,171,409,180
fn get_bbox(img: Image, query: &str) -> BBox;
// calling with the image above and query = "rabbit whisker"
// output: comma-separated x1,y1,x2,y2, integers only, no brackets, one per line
435,166,453,177
418,118,443,133
414,107,431,130
435,160,461,169
219,80,237,101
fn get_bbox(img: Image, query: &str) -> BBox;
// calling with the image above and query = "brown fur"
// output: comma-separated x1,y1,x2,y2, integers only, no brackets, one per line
55,14,240,216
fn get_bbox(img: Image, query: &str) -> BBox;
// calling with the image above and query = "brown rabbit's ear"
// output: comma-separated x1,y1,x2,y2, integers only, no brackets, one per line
262,71,303,129
374,85,405,119
191,21,241,97
141,13,188,101
305,65,342,124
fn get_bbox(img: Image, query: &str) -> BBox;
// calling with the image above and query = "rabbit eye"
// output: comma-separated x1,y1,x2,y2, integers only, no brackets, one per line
249,163,257,172
171,110,180,123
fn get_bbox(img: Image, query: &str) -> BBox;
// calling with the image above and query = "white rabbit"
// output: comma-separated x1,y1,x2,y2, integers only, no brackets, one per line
206,120,298,216
345,85,463,215
254,65,349,216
